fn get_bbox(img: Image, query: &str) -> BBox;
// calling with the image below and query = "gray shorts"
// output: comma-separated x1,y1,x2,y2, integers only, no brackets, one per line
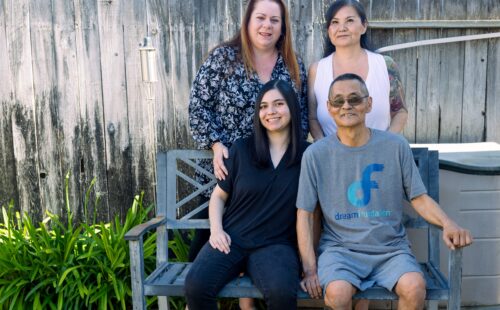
318,246,423,292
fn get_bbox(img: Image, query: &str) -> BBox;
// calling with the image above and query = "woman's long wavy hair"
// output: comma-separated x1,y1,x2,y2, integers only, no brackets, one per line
222,0,301,88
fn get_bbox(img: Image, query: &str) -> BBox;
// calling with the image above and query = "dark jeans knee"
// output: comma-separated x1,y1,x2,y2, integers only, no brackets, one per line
185,243,246,310
248,244,299,310
265,282,297,310
184,270,209,300
184,247,219,309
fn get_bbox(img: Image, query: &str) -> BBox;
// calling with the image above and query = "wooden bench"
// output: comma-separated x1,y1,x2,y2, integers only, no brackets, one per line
125,148,463,309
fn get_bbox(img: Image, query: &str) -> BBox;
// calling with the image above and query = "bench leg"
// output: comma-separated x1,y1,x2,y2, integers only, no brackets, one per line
448,248,463,310
159,297,169,310
129,240,147,310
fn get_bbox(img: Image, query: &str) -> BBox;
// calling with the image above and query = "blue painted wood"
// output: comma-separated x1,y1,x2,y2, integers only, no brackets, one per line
428,150,442,268
126,148,463,309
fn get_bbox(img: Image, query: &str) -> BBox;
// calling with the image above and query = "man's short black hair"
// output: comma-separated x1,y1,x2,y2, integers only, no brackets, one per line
328,73,369,99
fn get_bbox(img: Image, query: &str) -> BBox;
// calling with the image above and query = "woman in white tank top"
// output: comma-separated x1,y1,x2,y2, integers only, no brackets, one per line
308,0,408,140
302,2,408,310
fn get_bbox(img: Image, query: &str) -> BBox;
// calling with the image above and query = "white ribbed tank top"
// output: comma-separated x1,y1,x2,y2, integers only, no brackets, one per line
314,50,391,135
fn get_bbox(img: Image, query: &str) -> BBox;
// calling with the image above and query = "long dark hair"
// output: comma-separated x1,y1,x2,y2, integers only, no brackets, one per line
252,80,303,167
323,0,372,57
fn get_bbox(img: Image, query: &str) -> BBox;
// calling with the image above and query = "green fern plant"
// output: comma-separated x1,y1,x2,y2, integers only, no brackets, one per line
0,175,157,309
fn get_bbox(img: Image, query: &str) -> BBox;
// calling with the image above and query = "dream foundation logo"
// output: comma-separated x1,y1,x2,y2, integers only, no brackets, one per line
335,163,392,221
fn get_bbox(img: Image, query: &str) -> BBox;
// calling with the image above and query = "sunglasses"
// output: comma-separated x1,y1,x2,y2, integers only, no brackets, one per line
328,95,369,108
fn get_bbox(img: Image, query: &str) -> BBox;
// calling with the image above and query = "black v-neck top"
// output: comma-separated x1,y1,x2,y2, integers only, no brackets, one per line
218,137,309,249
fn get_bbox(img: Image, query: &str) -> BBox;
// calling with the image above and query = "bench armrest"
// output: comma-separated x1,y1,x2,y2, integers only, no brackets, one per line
124,216,166,241
126,217,166,309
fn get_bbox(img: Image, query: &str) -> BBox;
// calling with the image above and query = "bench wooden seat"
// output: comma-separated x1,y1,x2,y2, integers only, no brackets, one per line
125,148,463,309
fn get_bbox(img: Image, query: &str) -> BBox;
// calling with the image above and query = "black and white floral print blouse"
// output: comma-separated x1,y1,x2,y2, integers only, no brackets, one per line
189,45,308,150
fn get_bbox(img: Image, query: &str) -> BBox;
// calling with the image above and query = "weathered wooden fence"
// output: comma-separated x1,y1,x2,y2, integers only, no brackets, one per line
0,0,499,223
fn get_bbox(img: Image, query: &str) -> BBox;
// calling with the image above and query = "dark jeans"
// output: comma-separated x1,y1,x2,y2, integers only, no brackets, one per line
185,242,299,310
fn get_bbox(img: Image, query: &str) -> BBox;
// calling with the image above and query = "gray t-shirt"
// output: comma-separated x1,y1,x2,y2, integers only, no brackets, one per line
296,129,427,253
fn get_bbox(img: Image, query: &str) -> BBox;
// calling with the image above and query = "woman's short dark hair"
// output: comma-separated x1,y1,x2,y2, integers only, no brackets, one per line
252,79,303,167
323,0,372,57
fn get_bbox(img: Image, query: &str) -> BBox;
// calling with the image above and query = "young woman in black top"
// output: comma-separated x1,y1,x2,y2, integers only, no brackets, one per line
185,80,309,310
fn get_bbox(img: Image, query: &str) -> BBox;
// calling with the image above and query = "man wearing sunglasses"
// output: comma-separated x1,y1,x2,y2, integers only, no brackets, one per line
296,73,473,310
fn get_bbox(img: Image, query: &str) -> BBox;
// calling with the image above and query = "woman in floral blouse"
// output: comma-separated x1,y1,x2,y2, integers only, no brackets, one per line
188,1,308,308
189,0,308,178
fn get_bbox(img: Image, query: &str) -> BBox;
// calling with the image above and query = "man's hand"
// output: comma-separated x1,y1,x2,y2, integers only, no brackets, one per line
442,220,473,250
300,270,322,299
212,142,229,180
411,194,473,250
209,229,231,254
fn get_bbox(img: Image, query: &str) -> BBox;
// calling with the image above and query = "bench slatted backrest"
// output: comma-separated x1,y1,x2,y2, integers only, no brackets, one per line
159,148,440,265
164,150,213,230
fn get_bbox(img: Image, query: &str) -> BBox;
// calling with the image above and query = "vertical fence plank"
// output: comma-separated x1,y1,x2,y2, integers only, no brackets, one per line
391,31,417,142
5,0,41,220
461,1,488,142
393,0,418,142
369,0,395,148
288,1,314,67
122,0,156,207
415,2,441,143
289,0,330,67
73,0,110,222
193,1,225,67
419,0,441,20
148,0,173,152
437,32,465,143
467,0,500,19
221,0,242,49
369,0,394,52
415,29,441,143
371,0,394,20
29,0,65,220
438,1,466,142
51,0,84,220
417,0,447,143
462,0,492,142
168,0,196,149
486,36,500,143
370,0,395,53
97,0,134,218
395,0,418,20
359,0,371,16
97,0,133,220
0,1,18,209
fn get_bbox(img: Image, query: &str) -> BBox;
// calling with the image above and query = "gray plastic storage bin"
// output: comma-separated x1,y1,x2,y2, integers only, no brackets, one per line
410,142,500,306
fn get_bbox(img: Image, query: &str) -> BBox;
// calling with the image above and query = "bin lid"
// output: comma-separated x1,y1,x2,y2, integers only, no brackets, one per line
411,142,500,175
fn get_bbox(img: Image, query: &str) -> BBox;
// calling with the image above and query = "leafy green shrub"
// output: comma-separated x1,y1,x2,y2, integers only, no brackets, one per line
0,174,157,309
